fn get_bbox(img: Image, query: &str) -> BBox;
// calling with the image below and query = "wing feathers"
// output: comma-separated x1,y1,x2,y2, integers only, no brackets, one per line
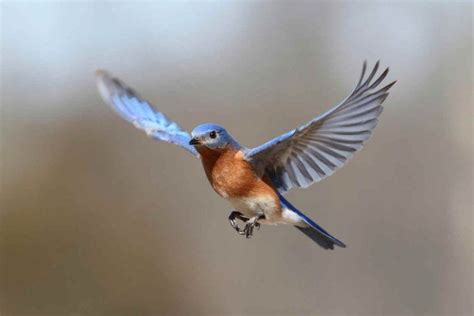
96,70,198,157
244,62,396,193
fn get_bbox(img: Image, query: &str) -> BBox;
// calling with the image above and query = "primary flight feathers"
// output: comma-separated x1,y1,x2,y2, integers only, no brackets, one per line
96,62,395,193
244,61,396,193
95,70,198,156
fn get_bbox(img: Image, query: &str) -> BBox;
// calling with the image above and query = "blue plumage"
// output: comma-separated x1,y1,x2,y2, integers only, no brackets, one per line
190,124,241,150
96,62,395,250
244,61,396,194
278,193,346,249
96,70,198,156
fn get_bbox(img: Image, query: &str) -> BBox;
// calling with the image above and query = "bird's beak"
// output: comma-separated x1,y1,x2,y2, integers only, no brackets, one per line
189,138,201,145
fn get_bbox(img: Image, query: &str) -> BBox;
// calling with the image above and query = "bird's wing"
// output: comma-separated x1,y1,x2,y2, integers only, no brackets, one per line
96,70,199,157
244,62,396,193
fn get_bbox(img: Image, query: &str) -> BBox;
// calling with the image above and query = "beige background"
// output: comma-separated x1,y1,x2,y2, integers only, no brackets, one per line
1,2,472,316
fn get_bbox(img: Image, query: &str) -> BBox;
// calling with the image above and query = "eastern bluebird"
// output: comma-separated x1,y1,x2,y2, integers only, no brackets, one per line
96,61,396,250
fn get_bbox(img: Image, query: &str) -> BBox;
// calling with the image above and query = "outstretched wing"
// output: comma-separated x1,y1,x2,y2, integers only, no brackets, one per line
244,61,396,193
95,70,198,157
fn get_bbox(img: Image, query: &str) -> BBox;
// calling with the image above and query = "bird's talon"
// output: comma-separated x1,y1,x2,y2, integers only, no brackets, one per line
228,212,263,238
229,211,248,233
243,219,258,238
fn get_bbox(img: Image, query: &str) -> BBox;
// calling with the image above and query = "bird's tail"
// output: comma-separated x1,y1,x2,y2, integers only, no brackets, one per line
278,193,346,250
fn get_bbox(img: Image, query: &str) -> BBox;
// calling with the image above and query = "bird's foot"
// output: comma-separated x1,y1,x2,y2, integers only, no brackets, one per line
241,217,259,238
228,211,249,234
228,212,264,238
240,215,265,238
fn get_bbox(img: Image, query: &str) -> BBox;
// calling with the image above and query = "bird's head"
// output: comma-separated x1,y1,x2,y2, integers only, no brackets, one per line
189,123,238,150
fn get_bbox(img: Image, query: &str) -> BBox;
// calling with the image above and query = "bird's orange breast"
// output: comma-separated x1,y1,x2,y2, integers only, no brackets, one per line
197,147,278,200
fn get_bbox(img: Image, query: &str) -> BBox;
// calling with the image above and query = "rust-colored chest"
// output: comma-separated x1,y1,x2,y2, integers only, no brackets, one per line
197,147,275,199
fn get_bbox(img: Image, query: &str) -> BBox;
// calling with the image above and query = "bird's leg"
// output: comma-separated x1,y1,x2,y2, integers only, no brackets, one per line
242,214,265,238
228,211,249,233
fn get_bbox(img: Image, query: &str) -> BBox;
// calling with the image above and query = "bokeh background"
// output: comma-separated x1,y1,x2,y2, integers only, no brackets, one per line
1,1,472,316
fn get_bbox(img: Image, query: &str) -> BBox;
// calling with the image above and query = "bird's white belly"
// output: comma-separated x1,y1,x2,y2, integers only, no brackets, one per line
228,195,282,224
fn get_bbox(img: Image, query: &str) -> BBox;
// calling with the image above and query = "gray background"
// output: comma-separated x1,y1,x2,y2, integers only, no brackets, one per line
1,1,472,316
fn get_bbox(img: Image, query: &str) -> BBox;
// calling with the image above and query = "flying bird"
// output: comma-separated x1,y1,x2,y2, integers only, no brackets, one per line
96,62,395,250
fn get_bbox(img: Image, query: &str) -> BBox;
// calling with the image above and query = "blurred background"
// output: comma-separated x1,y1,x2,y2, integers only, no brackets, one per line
1,1,472,316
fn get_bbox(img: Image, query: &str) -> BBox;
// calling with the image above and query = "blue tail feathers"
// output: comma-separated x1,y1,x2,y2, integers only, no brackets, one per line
278,193,346,250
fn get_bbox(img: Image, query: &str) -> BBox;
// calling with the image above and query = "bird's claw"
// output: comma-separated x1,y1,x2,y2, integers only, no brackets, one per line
228,211,248,234
228,212,263,238
242,220,260,238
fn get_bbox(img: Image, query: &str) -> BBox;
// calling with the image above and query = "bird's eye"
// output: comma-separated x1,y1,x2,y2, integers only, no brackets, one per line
209,131,217,139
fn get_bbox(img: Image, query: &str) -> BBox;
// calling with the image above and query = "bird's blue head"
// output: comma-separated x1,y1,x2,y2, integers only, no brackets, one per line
189,123,239,150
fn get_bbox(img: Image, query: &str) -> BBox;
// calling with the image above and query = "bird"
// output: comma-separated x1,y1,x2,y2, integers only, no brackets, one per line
95,61,395,250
